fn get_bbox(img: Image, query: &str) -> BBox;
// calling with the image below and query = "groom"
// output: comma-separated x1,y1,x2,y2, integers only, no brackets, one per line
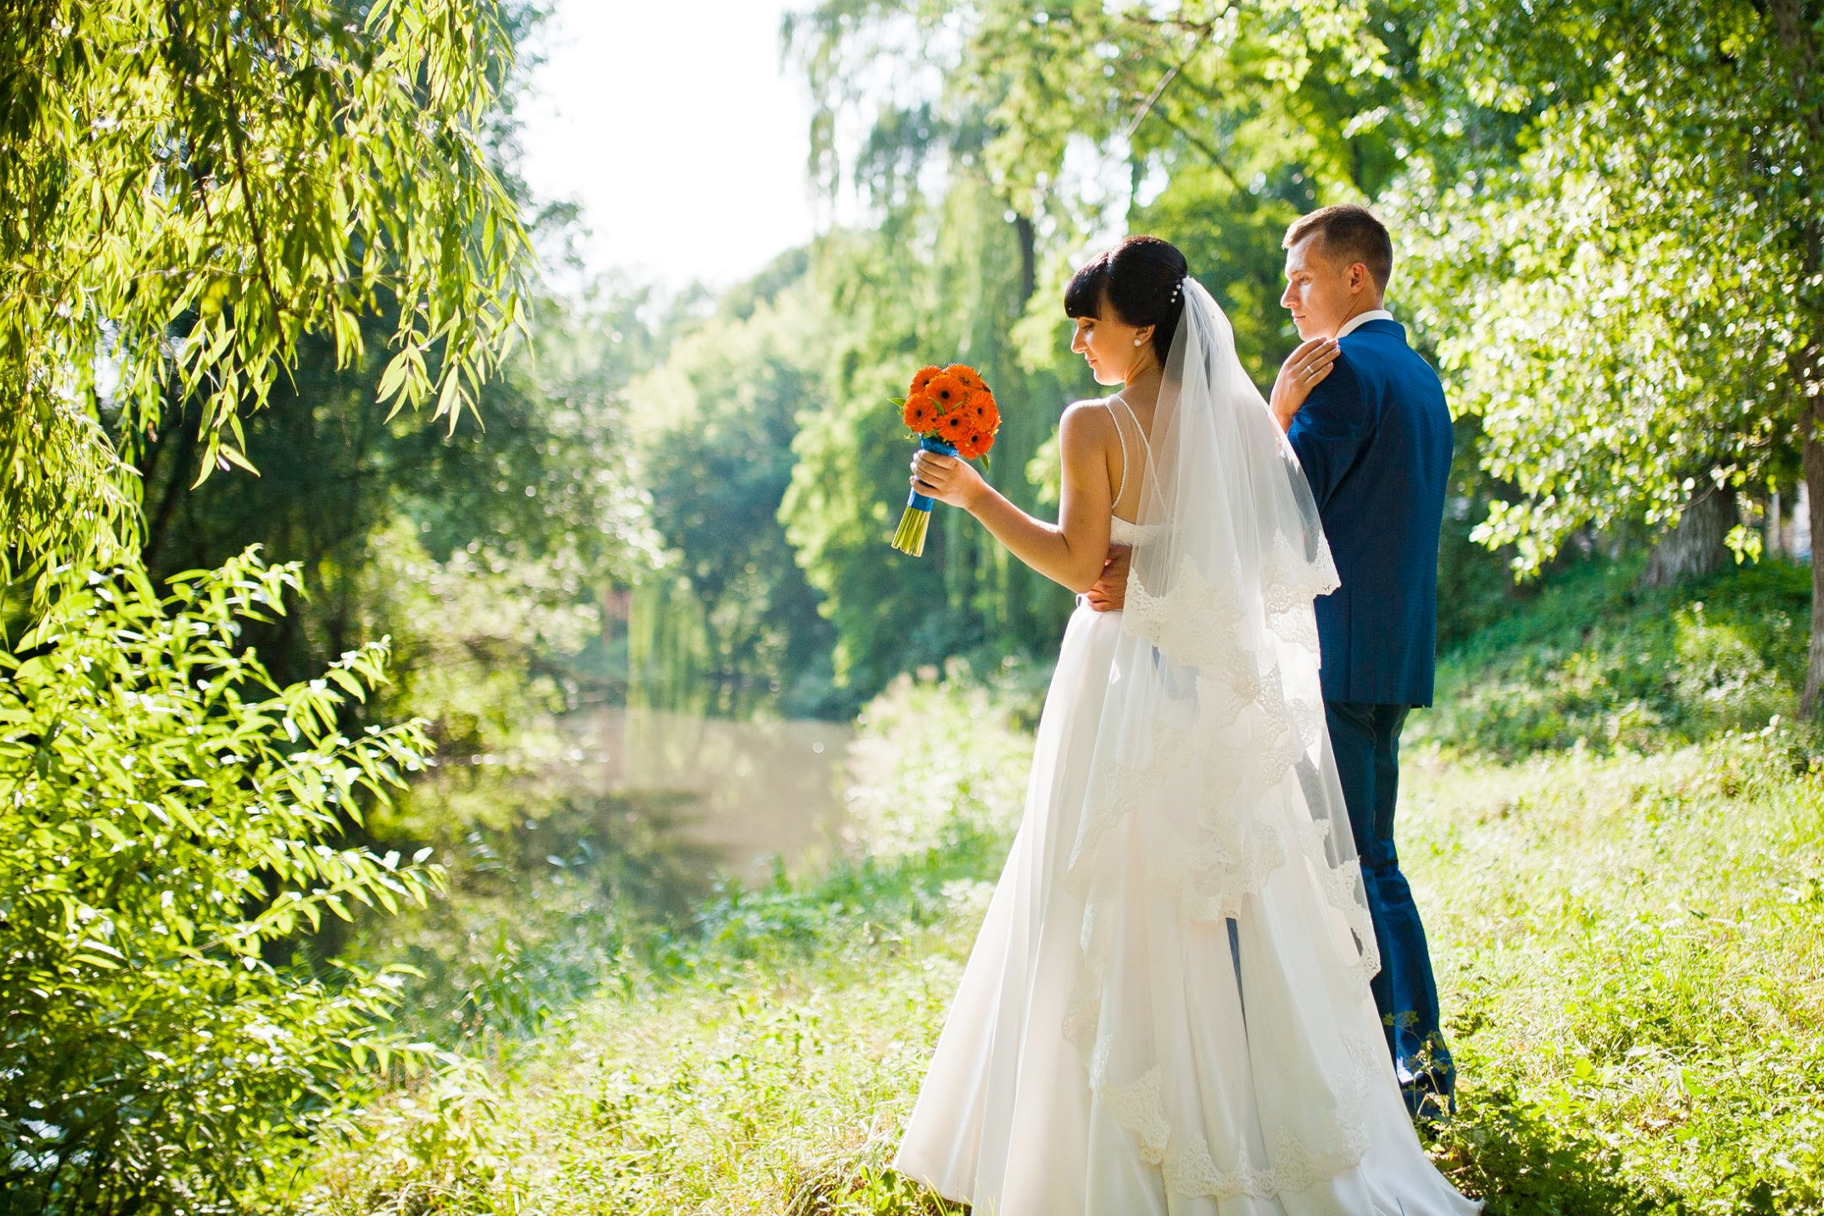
1088,204,1457,1120
1272,204,1456,1120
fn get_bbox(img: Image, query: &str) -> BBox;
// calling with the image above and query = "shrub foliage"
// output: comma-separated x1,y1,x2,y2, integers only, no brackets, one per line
0,553,439,1213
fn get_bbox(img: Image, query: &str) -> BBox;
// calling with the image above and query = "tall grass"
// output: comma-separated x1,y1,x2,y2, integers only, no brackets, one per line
303,568,1824,1215
302,673,1025,1214
1415,732,1824,1213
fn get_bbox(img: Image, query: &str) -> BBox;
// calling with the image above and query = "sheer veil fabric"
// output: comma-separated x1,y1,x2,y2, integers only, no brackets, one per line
890,281,1482,1215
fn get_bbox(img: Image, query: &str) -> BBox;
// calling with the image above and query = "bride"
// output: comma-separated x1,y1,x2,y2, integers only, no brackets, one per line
892,236,1482,1215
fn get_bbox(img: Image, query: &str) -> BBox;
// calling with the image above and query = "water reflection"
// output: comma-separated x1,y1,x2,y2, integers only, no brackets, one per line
438,707,857,900
580,707,856,886
358,708,858,1040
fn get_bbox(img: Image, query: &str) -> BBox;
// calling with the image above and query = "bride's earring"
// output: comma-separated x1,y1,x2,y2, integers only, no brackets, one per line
1133,337,1144,346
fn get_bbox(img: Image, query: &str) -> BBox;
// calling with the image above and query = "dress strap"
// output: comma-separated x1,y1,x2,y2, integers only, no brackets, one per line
1105,394,1152,511
1108,393,1149,451
1103,397,1131,507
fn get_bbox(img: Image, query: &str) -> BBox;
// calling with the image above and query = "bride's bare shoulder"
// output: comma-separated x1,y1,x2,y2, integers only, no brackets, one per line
1058,397,1118,447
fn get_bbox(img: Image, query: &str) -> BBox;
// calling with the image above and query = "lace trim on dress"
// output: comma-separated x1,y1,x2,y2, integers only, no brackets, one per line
1121,552,1250,673
1069,986,1386,1201
1090,1048,1173,1166
1120,541,1334,677
1159,1030,1382,1199
1289,799,1383,987
1265,530,1341,613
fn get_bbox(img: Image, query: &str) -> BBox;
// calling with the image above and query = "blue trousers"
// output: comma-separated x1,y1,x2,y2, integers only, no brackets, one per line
1324,701,1456,1116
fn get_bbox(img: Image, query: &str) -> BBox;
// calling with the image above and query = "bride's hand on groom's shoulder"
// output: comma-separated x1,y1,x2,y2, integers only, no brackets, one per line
911,450,987,512
1270,336,1339,431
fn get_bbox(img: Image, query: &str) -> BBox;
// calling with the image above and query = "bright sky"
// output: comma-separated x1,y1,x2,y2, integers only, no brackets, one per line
517,1,818,293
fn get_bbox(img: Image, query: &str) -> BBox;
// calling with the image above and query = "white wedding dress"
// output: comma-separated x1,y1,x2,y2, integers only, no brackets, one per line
890,283,1482,1216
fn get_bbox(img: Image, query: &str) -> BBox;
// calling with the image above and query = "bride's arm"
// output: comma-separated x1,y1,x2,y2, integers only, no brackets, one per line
908,402,1114,593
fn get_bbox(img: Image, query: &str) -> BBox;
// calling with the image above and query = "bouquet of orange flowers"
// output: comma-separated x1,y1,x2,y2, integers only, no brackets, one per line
889,363,1001,556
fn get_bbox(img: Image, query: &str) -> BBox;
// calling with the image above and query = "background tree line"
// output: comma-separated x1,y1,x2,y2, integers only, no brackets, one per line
633,0,1824,718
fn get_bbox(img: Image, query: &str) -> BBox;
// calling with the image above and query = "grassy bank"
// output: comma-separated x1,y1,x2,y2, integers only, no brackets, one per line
302,675,1030,1215
304,564,1824,1215
1413,557,1824,1213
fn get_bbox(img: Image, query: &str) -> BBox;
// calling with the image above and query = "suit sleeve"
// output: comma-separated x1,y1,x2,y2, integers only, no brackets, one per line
1285,356,1371,512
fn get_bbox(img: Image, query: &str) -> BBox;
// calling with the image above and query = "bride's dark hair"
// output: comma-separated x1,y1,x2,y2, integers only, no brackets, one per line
1064,235,1189,365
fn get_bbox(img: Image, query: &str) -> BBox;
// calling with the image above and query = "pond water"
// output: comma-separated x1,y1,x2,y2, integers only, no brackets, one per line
360,707,863,1039
572,706,859,885
428,706,860,899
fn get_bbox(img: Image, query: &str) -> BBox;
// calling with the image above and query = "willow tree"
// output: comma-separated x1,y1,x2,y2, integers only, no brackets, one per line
779,0,1420,687
1,0,531,588
783,2,1073,687
0,2,534,1208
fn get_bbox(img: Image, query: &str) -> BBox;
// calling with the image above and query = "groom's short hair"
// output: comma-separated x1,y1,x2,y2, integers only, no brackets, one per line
1284,205,1393,292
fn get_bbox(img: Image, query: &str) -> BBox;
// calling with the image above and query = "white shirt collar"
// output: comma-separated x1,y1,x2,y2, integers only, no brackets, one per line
1335,308,1394,339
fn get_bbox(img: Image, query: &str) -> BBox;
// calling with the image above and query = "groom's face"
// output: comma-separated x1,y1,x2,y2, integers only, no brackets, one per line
1281,236,1361,340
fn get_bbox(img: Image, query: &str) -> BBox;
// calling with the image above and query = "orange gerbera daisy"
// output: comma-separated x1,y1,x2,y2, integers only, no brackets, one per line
955,431,988,460
903,394,939,432
944,364,985,395
937,409,973,442
966,393,999,435
909,365,944,397
925,373,967,413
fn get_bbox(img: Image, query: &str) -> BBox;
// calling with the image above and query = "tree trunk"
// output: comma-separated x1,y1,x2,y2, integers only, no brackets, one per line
1639,486,1736,589
1770,0,1824,718
1802,407,1824,716
1015,213,1037,304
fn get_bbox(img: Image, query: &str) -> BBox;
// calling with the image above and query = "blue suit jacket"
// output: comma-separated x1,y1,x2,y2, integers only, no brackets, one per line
1285,319,1451,707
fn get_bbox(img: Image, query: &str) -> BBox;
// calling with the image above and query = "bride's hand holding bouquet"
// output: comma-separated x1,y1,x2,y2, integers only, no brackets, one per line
889,363,1000,556
909,445,986,511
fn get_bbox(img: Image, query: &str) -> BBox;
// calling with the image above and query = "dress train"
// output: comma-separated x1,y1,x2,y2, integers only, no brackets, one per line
891,595,1480,1216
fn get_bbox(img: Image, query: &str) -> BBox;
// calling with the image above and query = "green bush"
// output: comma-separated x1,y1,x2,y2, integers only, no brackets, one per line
1416,557,1812,758
0,552,440,1213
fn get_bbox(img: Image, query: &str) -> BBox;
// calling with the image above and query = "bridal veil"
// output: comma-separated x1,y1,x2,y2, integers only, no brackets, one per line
1061,278,1388,1199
